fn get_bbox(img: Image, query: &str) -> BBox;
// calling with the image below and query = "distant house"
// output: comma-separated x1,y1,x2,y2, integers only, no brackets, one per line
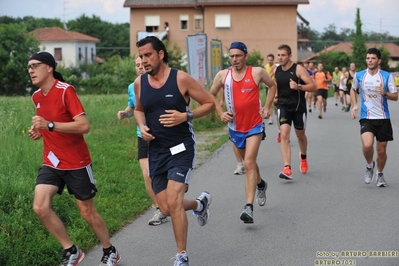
30,27,100,67
301,42,399,69
123,0,310,63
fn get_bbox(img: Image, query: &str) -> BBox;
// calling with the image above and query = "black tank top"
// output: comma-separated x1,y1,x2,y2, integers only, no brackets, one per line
275,63,306,112
346,71,354,90
140,68,195,175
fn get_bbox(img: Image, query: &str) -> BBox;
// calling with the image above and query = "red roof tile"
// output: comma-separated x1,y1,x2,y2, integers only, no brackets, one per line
302,42,399,62
30,27,100,43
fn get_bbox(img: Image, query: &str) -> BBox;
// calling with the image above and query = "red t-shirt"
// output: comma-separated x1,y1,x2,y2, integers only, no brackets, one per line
31,80,91,170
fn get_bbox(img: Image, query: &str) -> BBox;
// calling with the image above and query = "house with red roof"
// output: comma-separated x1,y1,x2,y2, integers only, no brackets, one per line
30,27,100,67
301,42,399,69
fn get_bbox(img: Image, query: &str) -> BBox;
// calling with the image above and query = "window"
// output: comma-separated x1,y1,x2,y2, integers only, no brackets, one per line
194,15,203,30
54,48,62,60
79,47,82,60
145,15,160,32
180,15,188,30
215,14,231,29
91,48,94,61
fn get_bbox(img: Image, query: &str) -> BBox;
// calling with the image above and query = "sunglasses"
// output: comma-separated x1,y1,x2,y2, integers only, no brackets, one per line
27,62,43,70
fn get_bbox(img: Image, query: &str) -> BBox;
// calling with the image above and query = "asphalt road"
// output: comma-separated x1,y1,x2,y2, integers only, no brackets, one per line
80,98,399,266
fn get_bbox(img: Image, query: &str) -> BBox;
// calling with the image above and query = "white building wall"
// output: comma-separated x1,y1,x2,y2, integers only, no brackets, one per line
39,41,97,68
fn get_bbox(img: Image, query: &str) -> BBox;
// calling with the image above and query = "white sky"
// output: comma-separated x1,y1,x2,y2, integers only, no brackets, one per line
1,0,399,37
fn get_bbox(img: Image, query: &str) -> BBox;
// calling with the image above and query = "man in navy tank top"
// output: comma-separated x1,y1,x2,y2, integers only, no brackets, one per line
133,36,215,266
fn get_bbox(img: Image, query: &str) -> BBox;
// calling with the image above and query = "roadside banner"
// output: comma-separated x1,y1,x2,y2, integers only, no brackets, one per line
210,39,223,79
186,34,208,86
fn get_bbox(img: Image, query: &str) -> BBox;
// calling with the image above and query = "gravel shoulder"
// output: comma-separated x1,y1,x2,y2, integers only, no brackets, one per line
194,127,228,169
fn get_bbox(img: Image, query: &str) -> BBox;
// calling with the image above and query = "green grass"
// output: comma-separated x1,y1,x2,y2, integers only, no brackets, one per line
0,94,225,266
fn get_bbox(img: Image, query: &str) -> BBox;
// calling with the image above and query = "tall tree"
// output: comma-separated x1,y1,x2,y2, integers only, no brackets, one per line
351,8,367,69
0,24,40,95
67,15,130,58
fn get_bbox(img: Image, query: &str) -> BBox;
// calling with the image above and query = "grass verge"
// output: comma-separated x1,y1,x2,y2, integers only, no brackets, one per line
0,94,225,266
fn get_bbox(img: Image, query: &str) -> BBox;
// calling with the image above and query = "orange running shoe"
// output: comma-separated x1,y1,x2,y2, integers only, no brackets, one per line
277,132,281,143
299,152,308,174
279,166,293,180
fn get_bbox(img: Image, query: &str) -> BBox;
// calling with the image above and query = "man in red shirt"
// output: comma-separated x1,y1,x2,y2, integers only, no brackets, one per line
28,51,120,266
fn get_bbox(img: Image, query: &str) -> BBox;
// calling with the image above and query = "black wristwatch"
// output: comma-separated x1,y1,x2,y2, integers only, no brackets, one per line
187,111,194,122
297,84,302,90
48,121,55,132
383,91,388,97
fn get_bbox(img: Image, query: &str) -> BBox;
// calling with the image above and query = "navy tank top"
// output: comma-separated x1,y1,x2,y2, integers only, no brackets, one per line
140,68,195,176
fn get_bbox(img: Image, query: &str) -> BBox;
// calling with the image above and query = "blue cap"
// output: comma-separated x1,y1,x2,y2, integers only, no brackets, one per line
229,42,247,54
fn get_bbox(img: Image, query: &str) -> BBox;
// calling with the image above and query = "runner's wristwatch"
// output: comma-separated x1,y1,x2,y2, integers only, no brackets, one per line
48,121,55,132
187,111,194,122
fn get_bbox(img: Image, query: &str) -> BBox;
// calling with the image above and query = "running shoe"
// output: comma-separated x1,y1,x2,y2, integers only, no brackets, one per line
364,161,375,184
256,181,268,206
61,247,85,266
279,166,293,180
173,251,189,266
234,162,245,175
148,208,168,226
299,152,308,174
100,247,121,266
376,173,387,187
240,205,254,224
193,191,211,226
277,132,281,143
268,118,273,125
308,108,312,113
318,115,322,119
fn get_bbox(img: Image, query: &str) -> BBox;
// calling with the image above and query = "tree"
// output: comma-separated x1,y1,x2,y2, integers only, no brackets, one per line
0,16,63,31
67,15,130,58
317,51,351,72
246,50,264,67
0,24,40,95
351,8,367,70
378,46,390,71
165,41,187,72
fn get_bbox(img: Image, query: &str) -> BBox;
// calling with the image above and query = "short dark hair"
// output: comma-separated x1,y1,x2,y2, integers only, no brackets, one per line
366,48,381,59
136,36,169,63
267,54,274,59
277,44,291,55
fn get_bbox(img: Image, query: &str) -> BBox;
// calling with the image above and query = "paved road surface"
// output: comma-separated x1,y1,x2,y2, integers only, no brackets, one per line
80,98,399,266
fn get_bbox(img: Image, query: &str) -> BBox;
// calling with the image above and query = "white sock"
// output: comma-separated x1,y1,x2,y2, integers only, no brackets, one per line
195,200,203,212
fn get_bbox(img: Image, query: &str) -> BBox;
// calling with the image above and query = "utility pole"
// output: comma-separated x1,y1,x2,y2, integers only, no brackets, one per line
63,0,69,30
380,18,383,46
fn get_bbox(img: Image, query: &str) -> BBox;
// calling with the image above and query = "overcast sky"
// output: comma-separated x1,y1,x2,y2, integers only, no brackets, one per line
1,0,399,37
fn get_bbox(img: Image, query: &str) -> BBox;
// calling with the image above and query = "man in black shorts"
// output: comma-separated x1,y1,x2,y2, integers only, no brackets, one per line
350,48,398,187
28,51,120,266
274,44,317,180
